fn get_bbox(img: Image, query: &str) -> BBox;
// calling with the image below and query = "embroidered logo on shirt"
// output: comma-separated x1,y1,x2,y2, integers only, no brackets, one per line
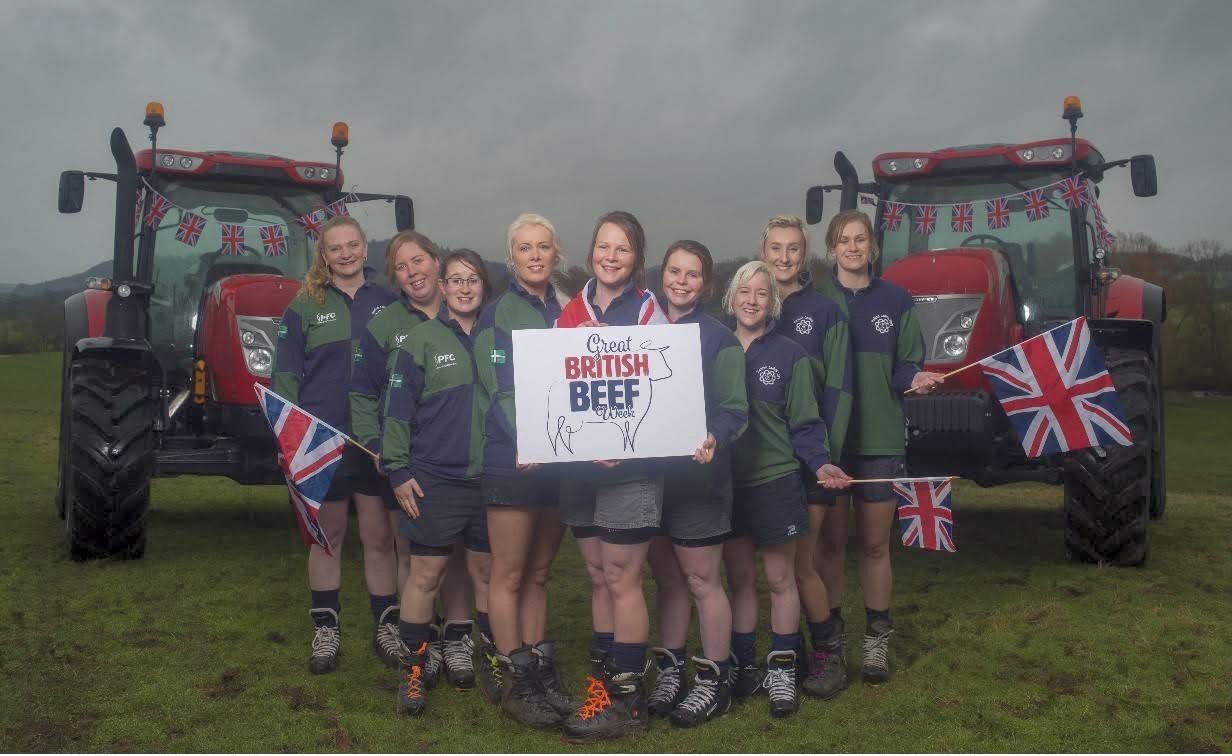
436,353,458,368
353,347,363,363
316,312,338,324
389,373,403,389
277,323,288,339
394,332,409,346
872,314,894,334
787,524,798,537
793,316,814,335
371,304,386,316
756,365,781,386
491,349,506,365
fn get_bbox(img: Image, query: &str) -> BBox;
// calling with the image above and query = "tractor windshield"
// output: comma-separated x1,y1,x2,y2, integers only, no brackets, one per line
880,171,1079,318
140,179,328,358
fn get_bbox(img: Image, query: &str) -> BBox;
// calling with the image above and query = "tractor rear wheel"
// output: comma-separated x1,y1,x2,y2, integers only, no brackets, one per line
1061,348,1153,567
64,354,156,559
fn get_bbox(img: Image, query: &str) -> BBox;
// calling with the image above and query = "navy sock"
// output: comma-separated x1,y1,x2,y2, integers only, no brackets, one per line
369,593,397,623
399,620,432,651
730,631,756,667
830,607,843,622
476,611,492,640
809,617,839,647
310,589,341,625
610,642,646,674
771,632,802,653
444,619,473,641
866,607,891,625
430,613,444,641
658,646,687,669
591,631,615,657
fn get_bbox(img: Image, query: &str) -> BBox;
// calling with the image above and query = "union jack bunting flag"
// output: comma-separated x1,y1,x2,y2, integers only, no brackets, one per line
913,204,937,235
176,212,206,246
1024,188,1051,222
255,383,346,554
1059,176,1090,209
324,198,349,218
951,202,974,232
881,202,906,232
979,316,1132,457
860,195,878,206
986,197,1011,230
220,223,245,256
144,191,172,228
297,209,327,241
260,224,288,257
892,478,956,552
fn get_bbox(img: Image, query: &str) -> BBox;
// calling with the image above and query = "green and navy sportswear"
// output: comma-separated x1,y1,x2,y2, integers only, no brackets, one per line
272,268,395,433
381,307,490,487
349,296,430,452
835,273,925,456
472,279,563,476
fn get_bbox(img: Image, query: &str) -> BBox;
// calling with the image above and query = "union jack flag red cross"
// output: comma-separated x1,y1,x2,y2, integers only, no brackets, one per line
1060,176,1090,209
986,197,1010,230
260,224,288,257
951,202,973,232
979,316,1132,457
913,204,937,235
880,202,906,232
892,478,956,552
176,212,206,246
144,192,172,228
297,209,326,241
324,198,349,218
220,223,245,256
1024,188,1051,222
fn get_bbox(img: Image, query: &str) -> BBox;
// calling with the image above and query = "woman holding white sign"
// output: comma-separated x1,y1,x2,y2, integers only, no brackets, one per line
646,240,748,728
554,210,667,743
720,260,851,719
472,213,573,727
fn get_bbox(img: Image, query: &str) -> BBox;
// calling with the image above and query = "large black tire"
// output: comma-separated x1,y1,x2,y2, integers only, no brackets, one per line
1061,348,1154,567
1148,344,1166,520
64,355,156,560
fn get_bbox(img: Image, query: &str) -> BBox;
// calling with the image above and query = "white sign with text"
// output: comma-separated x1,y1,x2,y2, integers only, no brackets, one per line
511,324,708,464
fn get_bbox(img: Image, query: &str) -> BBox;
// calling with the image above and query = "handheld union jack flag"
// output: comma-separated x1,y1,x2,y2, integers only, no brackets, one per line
260,224,288,257
881,202,906,232
324,198,350,218
951,202,974,233
297,209,327,241
986,197,1011,230
1059,176,1090,209
255,383,347,554
892,478,956,552
144,191,172,228
1024,189,1051,222
220,223,245,256
176,212,206,246
913,204,937,235
979,317,1132,457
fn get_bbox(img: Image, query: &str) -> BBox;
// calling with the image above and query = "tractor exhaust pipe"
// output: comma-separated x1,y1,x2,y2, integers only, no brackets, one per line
110,127,137,282
835,151,860,212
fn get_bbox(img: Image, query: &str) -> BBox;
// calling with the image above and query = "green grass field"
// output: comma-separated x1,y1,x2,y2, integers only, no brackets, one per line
2,352,1229,752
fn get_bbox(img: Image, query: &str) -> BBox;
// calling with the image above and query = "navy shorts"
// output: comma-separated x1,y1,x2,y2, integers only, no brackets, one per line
324,444,388,501
730,473,809,547
398,471,490,556
846,455,907,502
660,451,733,546
482,471,559,509
800,463,837,507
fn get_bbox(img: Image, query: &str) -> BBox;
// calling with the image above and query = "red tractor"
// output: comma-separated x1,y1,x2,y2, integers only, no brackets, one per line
55,102,414,559
805,97,1164,565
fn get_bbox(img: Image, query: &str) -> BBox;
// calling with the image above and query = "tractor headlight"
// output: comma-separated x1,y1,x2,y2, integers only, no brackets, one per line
942,334,968,357
916,296,983,363
236,315,280,377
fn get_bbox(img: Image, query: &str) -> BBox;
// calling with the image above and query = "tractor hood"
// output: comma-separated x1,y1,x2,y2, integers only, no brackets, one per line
198,273,300,405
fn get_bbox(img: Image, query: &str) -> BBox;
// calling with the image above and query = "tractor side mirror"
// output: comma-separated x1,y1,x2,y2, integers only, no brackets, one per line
59,171,85,213
394,195,415,231
1130,154,1157,197
805,186,825,225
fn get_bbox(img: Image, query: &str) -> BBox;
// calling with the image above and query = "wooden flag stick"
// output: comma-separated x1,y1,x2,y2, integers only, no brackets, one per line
903,362,983,394
345,435,380,463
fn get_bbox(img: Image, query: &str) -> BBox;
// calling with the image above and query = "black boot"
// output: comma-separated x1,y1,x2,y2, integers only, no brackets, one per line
728,653,763,701
670,657,732,728
396,642,429,717
561,658,648,743
646,647,687,717
762,650,799,718
531,640,575,716
477,632,504,705
499,647,563,730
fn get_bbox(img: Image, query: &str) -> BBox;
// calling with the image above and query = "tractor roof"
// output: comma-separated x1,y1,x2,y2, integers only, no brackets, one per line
872,138,1105,180
134,148,342,188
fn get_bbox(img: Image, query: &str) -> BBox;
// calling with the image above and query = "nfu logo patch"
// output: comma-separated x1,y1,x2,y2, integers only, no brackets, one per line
793,316,814,335
436,353,458,368
316,312,338,324
756,365,781,386
872,314,894,334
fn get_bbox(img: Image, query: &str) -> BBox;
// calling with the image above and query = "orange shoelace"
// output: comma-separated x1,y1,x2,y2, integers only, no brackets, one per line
575,675,611,720
404,642,428,698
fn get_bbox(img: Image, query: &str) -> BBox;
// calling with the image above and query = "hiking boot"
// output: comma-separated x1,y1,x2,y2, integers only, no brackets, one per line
373,606,405,670
728,654,763,701
670,657,731,729
561,661,647,743
803,635,848,699
647,647,687,717
308,608,341,675
862,618,894,684
423,628,444,690
587,644,606,677
478,632,504,705
499,647,564,730
396,642,429,717
531,640,576,716
762,650,799,718
442,620,476,689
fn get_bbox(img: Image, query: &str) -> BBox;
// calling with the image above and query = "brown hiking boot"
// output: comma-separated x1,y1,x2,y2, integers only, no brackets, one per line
561,661,647,743
396,642,429,717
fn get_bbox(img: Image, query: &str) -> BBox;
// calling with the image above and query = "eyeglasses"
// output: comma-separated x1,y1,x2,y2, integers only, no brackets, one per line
444,276,481,289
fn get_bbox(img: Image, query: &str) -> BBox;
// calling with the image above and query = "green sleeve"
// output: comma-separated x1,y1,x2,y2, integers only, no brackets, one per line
891,307,926,394
786,354,830,472
709,344,749,447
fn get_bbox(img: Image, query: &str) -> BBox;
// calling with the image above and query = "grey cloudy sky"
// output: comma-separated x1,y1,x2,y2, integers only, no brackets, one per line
2,0,1229,283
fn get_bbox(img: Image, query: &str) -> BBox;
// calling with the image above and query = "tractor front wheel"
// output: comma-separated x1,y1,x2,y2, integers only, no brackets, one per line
64,354,155,559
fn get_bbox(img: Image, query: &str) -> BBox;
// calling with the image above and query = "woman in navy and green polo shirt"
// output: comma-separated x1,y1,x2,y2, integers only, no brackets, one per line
272,216,400,675
759,214,853,699
815,209,943,686
471,213,573,728
720,260,850,719
381,249,494,718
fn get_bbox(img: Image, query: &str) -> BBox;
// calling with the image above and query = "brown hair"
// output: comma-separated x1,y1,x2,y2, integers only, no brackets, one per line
439,248,493,303
303,216,365,305
383,229,440,286
661,239,716,299
588,210,647,289
825,209,880,263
